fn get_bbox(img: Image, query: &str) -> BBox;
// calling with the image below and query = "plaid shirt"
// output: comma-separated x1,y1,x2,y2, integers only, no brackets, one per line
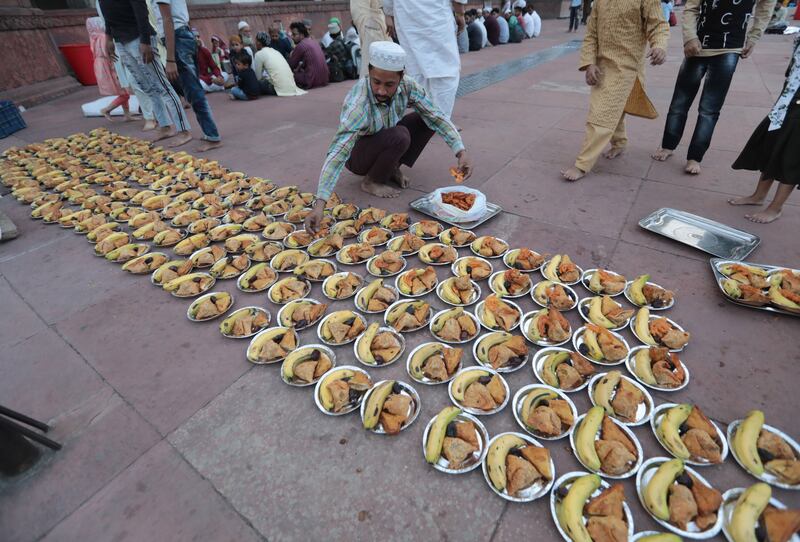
316,76,465,200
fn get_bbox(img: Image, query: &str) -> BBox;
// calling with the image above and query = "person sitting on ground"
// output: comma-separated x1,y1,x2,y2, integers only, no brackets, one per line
253,31,307,97
515,4,533,38
484,8,501,45
268,25,293,58
494,7,510,43
303,41,473,231
526,5,542,37
325,22,358,81
209,35,228,71
196,34,229,92
228,35,253,81
476,8,490,48
229,52,261,100
288,21,330,89
238,20,255,51
506,10,524,43
320,17,341,48
466,10,484,51
303,18,314,37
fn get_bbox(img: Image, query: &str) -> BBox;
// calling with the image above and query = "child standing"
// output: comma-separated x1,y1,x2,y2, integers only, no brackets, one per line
229,53,261,101
729,37,800,223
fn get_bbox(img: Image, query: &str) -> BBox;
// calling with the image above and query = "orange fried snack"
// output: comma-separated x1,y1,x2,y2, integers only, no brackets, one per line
441,190,475,211
449,167,465,184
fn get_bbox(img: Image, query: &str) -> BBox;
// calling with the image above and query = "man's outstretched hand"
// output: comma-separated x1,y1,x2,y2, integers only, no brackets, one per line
455,150,473,182
304,198,326,235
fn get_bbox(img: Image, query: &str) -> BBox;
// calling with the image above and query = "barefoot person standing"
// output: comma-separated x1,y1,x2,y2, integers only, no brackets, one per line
304,41,472,234
561,0,669,182
729,37,799,224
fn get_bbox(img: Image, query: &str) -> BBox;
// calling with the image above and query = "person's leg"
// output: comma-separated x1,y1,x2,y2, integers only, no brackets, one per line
604,114,627,159
127,73,156,129
117,39,174,133
652,57,707,161
729,174,775,205
346,126,412,197
569,7,577,31
100,94,129,120
174,27,221,151
145,37,191,143
745,182,793,223
426,75,459,119
562,122,615,181
229,87,249,100
393,112,436,187
685,52,739,173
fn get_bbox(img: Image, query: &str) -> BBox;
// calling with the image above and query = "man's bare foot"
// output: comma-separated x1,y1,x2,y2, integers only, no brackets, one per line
361,178,399,198
100,108,114,121
391,168,410,188
651,148,672,161
746,208,781,223
728,195,765,206
603,146,625,159
196,140,223,152
561,166,586,182
685,160,701,175
167,131,193,148
142,121,157,132
152,127,176,141
124,113,141,122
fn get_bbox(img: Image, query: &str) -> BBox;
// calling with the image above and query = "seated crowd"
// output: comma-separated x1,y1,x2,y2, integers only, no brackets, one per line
460,1,542,53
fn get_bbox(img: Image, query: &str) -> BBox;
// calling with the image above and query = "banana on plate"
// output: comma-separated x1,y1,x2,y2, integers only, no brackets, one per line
188,292,232,321
554,474,630,542
656,404,724,464
323,272,363,300
356,323,403,366
485,433,552,498
731,410,800,486
451,369,507,412
281,346,334,385
319,310,366,345
573,406,639,476
317,367,372,413
362,380,415,434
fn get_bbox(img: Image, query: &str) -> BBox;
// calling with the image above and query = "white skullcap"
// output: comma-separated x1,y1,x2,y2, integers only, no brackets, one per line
513,0,526,7
369,41,406,71
238,21,249,30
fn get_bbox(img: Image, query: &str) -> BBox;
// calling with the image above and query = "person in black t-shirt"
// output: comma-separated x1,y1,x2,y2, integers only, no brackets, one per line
229,53,261,100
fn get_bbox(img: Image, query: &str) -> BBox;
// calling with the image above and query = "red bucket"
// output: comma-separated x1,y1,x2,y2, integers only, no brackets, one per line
59,43,97,86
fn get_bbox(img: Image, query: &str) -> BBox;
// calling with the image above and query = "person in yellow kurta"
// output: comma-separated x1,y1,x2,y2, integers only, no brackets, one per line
351,0,391,77
561,0,670,181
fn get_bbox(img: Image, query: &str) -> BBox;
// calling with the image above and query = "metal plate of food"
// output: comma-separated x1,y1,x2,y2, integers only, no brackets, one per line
293,258,337,282
650,403,729,467
511,384,577,440
163,272,216,298
572,326,630,366
366,252,407,278
267,277,312,304
409,194,503,229
430,308,481,344
532,347,592,393
623,277,675,310
219,306,271,339
630,313,689,352
406,342,463,385
470,236,509,259
383,299,433,333
359,380,421,435
438,227,477,248
357,226,393,247
569,412,644,479
472,331,531,373
625,345,690,392
245,326,298,365
186,291,234,322
447,367,509,416
313,365,373,416
502,248,545,273
720,488,800,542
710,258,800,317
451,256,494,281
386,233,424,256
418,243,459,266
639,208,760,260
280,344,336,387
421,410,489,474
209,255,251,280
581,268,627,297
474,297,523,332
409,220,444,240
236,263,278,293
587,372,654,426
531,281,579,311
277,298,328,330
321,271,364,301
353,326,406,368
436,277,481,307
481,432,556,502
577,297,633,332
540,256,584,286
395,268,438,297
489,270,533,299
354,279,398,313
726,418,800,490
317,310,368,346
521,310,572,347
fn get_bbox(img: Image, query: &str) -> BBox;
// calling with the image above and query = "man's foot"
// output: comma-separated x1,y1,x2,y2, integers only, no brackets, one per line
124,113,141,122
391,168,410,189
152,127,176,141
167,132,193,148
603,146,625,160
561,166,586,182
746,208,781,223
361,178,399,198
196,139,223,152
651,148,673,161
728,194,765,206
685,160,701,175
142,120,157,132
100,108,114,121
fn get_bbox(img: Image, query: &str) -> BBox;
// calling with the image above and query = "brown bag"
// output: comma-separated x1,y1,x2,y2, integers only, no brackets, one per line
624,77,658,119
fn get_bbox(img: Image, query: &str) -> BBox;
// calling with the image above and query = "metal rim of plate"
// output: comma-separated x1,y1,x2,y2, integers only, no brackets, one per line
550,471,635,542
409,195,503,230
267,278,311,304
245,326,298,365
540,259,584,286
353,327,406,368
281,230,313,250
530,281,579,311
451,256,494,280
357,227,393,247
532,347,590,393
277,297,326,330
383,300,433,333
210,255,252,280
649,403,729,466
262,222,296,241
359,380,420,435
168,273,216,298
223,235,260,255
107,243,151,263
269,249,310,273
623,280,675,311
322,271,365,301
511,384,577,440
394,270,437,298
355,282,399,313
569,413,643,479
405,342,462,386
520,310,572,347
317,311,368,346
436,278,482,307
488,270,533,299
246,241,283,262
572,325,629,366
631,533,665,542
447,367,509,415
472,331,531,373
123,252,169,274
470,236,509,259
710,258,800,318
638,207,760,260
438,227,476,248
635,457,724,539
335,244,375,265
293,258,338,282
419,243,459,266
236,264,278,293
219,306,271,339
409,221,444,240
586,372,654,426
386,234,421,256
366,253,407,278
502,248,545,273
429,309,481,344
189,246,226,268
577,297,632,332
580,268,627,297
313,365,372,416
726,420,800,490
720,488,798,542
474,298,522,332
625,345,691,392
185,291,233,322
630,314,688,352
421,411,489,474
480,432,556,502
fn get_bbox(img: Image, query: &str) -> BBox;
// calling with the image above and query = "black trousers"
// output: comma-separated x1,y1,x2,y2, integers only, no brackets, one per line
661,53,739,162
569,7,580,30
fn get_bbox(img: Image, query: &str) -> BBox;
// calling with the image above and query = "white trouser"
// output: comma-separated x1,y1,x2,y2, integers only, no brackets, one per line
200,71,229,93
409,74,459,119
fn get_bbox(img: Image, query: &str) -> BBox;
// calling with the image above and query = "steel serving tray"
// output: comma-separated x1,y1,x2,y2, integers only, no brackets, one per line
710,257,800,318
410,195,503,229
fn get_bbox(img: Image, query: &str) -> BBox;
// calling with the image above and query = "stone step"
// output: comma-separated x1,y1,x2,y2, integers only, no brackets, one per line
0,75,82,109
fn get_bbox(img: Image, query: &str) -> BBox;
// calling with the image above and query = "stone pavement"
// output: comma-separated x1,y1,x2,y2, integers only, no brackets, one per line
1,21,799,542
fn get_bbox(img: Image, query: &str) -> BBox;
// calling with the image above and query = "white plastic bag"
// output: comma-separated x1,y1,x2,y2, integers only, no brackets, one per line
426,186,487,223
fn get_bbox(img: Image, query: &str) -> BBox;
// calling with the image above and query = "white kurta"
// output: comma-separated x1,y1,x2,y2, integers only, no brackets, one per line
383,0,464,79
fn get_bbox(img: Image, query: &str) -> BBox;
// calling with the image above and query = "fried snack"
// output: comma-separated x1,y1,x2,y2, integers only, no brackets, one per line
152,259,194,285
224,233,259,254
441,227,476,246
245,241,282,262
324,272,363,300
356,207,387,227
482,294,521,331
220,308,270,337
331,203,359,220
632,347,687,389
472,236,508,257
122,252,169,274
507,248,545,271
262,221,295,240
270,249,309,271
186,217,219,233
338,242,375,264
242,213,271,232
527,308,571,343
282,347,334,384
588,269,627,295
362,227,391,246
649,317,690,350
251,328,297,363
419,243,458,264
408,343,463,382
478,334,528,370
386,300,430,331
368,250,405,276
190,245,226,268
448,168,466,185
380,212,409,231
412,220,442,238
238,263,277,291
269,277,309,303
284,205,311,223
431,307,479,342
387,232,426,254
173,233,210,256
189,292,232,320
586,296,635,328
280,300,328,328
163,273,215,297
308,234,344,257
439,276,477,305
583,324,628,362
543,254,581,283
397,266,438,295
320,370,373,413
294,259,336,281
454,257,493,281
356,279,398,312
320,311,366,344
455,372,506,411
492,269,531,296
532,281,575,310
284,230,314,248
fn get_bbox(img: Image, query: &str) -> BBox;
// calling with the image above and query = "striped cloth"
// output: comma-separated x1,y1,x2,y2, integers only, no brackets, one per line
316,76,464,200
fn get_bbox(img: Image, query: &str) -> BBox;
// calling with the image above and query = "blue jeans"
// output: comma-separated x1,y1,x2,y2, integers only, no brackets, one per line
229,87,250,100
175,26,220,141
661,53,739,162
